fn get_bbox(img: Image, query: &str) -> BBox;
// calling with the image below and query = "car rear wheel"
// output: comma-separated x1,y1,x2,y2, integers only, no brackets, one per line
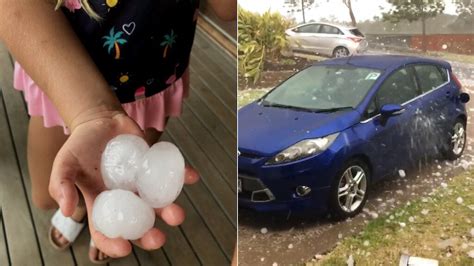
444,119,466,160
329,159,369,219
332,47,350,58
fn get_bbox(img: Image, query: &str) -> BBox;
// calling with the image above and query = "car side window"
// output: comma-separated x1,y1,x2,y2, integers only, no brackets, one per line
414,65,447,93
319,25,341,35
296,24,320,33
376,67,419,107
364,98,378,119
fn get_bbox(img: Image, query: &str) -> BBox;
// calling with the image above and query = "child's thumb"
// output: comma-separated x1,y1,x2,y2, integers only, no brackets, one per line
49,149,79,217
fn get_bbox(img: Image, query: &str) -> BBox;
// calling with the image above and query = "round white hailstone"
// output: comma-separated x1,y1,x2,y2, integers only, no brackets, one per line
398,169,406,178
101,134,149,192
442,44,448,50
136,142,185,208
470,228,474,237
399,222,406,228
457,197,464,204
260,227,268,234
469,250,474,259
441,182,448,189
288,243,293,249
363,240,370,246
92,190,155,240
408,216,415,223
421,209,429,215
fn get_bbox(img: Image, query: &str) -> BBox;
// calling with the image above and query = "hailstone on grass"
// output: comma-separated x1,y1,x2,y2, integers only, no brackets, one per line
136,142,185,208
92,189,155,240
101,134,149,192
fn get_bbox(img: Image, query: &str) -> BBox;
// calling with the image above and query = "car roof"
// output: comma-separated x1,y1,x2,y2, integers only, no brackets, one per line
294,22,356,30
318,55,451,71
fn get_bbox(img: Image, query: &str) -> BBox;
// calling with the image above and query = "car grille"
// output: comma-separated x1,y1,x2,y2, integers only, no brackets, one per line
238,175,275,202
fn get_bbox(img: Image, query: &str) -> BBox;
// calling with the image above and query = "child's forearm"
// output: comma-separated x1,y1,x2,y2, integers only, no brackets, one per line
207,0,237,21
0,0,123,131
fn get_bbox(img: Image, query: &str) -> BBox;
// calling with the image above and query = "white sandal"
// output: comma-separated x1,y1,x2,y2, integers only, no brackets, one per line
48,209,85,250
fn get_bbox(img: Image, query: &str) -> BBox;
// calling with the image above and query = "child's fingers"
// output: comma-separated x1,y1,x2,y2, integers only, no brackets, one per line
131,228,166,251
49,150,80,217
155,203,185,226
184,166,200,184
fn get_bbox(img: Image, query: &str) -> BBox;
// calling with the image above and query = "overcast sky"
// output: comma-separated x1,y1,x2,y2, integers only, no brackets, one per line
239,0,459,23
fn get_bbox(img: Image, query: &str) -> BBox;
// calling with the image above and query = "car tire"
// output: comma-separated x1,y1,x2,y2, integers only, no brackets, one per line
443,118,466,160
332,47,350,58
328,159,369,219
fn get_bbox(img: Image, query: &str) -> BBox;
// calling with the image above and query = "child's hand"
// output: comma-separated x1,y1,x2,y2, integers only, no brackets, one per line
48,110,199,257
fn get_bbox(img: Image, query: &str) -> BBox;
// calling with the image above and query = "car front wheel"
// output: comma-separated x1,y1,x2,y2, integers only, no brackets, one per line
444,119,466,160
329,160,369,219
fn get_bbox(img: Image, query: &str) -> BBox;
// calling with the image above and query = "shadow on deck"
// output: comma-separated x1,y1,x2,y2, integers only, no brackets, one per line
0,27,236,266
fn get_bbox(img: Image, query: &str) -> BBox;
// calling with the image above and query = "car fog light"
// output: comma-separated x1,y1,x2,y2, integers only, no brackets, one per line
296,186,311,197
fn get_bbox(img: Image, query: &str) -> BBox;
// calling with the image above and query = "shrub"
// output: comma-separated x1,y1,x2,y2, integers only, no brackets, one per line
238,7,294,84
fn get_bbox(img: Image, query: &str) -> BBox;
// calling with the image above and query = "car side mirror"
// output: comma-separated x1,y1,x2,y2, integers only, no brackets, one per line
459,92,470,103
380,104,404,117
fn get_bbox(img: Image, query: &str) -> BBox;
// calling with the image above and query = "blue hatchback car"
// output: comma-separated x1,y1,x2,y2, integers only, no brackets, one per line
238,55,469,218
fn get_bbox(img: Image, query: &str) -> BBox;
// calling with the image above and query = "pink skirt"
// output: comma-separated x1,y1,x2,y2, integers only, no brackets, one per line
13,62,189,134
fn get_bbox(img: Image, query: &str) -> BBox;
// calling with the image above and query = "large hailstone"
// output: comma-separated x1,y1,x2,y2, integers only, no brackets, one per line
136,142,185,208
92,189,155,240
101,134,149,191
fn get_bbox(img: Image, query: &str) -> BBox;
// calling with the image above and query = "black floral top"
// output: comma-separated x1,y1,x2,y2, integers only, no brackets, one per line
63,0,199,103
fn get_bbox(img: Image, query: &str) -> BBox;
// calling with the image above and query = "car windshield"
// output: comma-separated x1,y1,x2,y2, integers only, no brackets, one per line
262,65,382,111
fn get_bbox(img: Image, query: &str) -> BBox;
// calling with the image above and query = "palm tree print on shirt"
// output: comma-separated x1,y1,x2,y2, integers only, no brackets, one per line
160,30,177,58
103,27,127,59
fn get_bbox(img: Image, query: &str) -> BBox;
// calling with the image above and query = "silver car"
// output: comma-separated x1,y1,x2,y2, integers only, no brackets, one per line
286,22,368,58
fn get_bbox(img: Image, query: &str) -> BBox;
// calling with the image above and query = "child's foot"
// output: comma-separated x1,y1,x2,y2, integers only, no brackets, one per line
49,205,109,264
89,239,110,264
50,205,86,248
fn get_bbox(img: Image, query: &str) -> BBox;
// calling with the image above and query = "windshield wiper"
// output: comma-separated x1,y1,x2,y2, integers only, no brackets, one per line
313,106,353,113
262,100,301,110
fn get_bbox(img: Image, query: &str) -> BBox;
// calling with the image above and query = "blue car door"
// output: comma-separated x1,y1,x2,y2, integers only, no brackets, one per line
353,66,422,180
412,64,452,154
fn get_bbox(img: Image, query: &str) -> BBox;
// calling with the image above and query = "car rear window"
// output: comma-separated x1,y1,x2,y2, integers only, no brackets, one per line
414,65,447,93
349,29,364,37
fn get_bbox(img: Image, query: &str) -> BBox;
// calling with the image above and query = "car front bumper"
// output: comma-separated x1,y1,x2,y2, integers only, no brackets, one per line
238,146,347,213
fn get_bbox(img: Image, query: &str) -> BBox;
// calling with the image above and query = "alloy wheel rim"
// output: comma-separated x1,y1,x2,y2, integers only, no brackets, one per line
337,165,367,213
335,48,348,57
452,122,465,155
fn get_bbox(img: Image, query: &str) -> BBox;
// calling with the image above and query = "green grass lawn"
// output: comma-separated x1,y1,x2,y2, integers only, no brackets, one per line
309,171,474,265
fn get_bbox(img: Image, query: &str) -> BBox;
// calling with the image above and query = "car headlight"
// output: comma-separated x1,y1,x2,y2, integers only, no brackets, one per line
266,133,339,165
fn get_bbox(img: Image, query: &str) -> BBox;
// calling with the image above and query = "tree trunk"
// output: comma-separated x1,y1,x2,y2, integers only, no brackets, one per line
347,0,357,26
421,15,427,52
301,0,306,23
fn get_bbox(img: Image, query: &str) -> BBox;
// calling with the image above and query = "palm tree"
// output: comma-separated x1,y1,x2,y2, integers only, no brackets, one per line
103,27,127,59
160,30,177,58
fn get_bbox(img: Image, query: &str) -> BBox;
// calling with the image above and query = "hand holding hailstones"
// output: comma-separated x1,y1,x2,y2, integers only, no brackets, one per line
92,134,185,240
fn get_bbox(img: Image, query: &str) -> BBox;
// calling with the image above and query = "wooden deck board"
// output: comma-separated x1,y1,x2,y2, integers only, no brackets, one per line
0,215,10,266
164,122,236,224
0,24,235,265
194,30,237,78
0,88,42,265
